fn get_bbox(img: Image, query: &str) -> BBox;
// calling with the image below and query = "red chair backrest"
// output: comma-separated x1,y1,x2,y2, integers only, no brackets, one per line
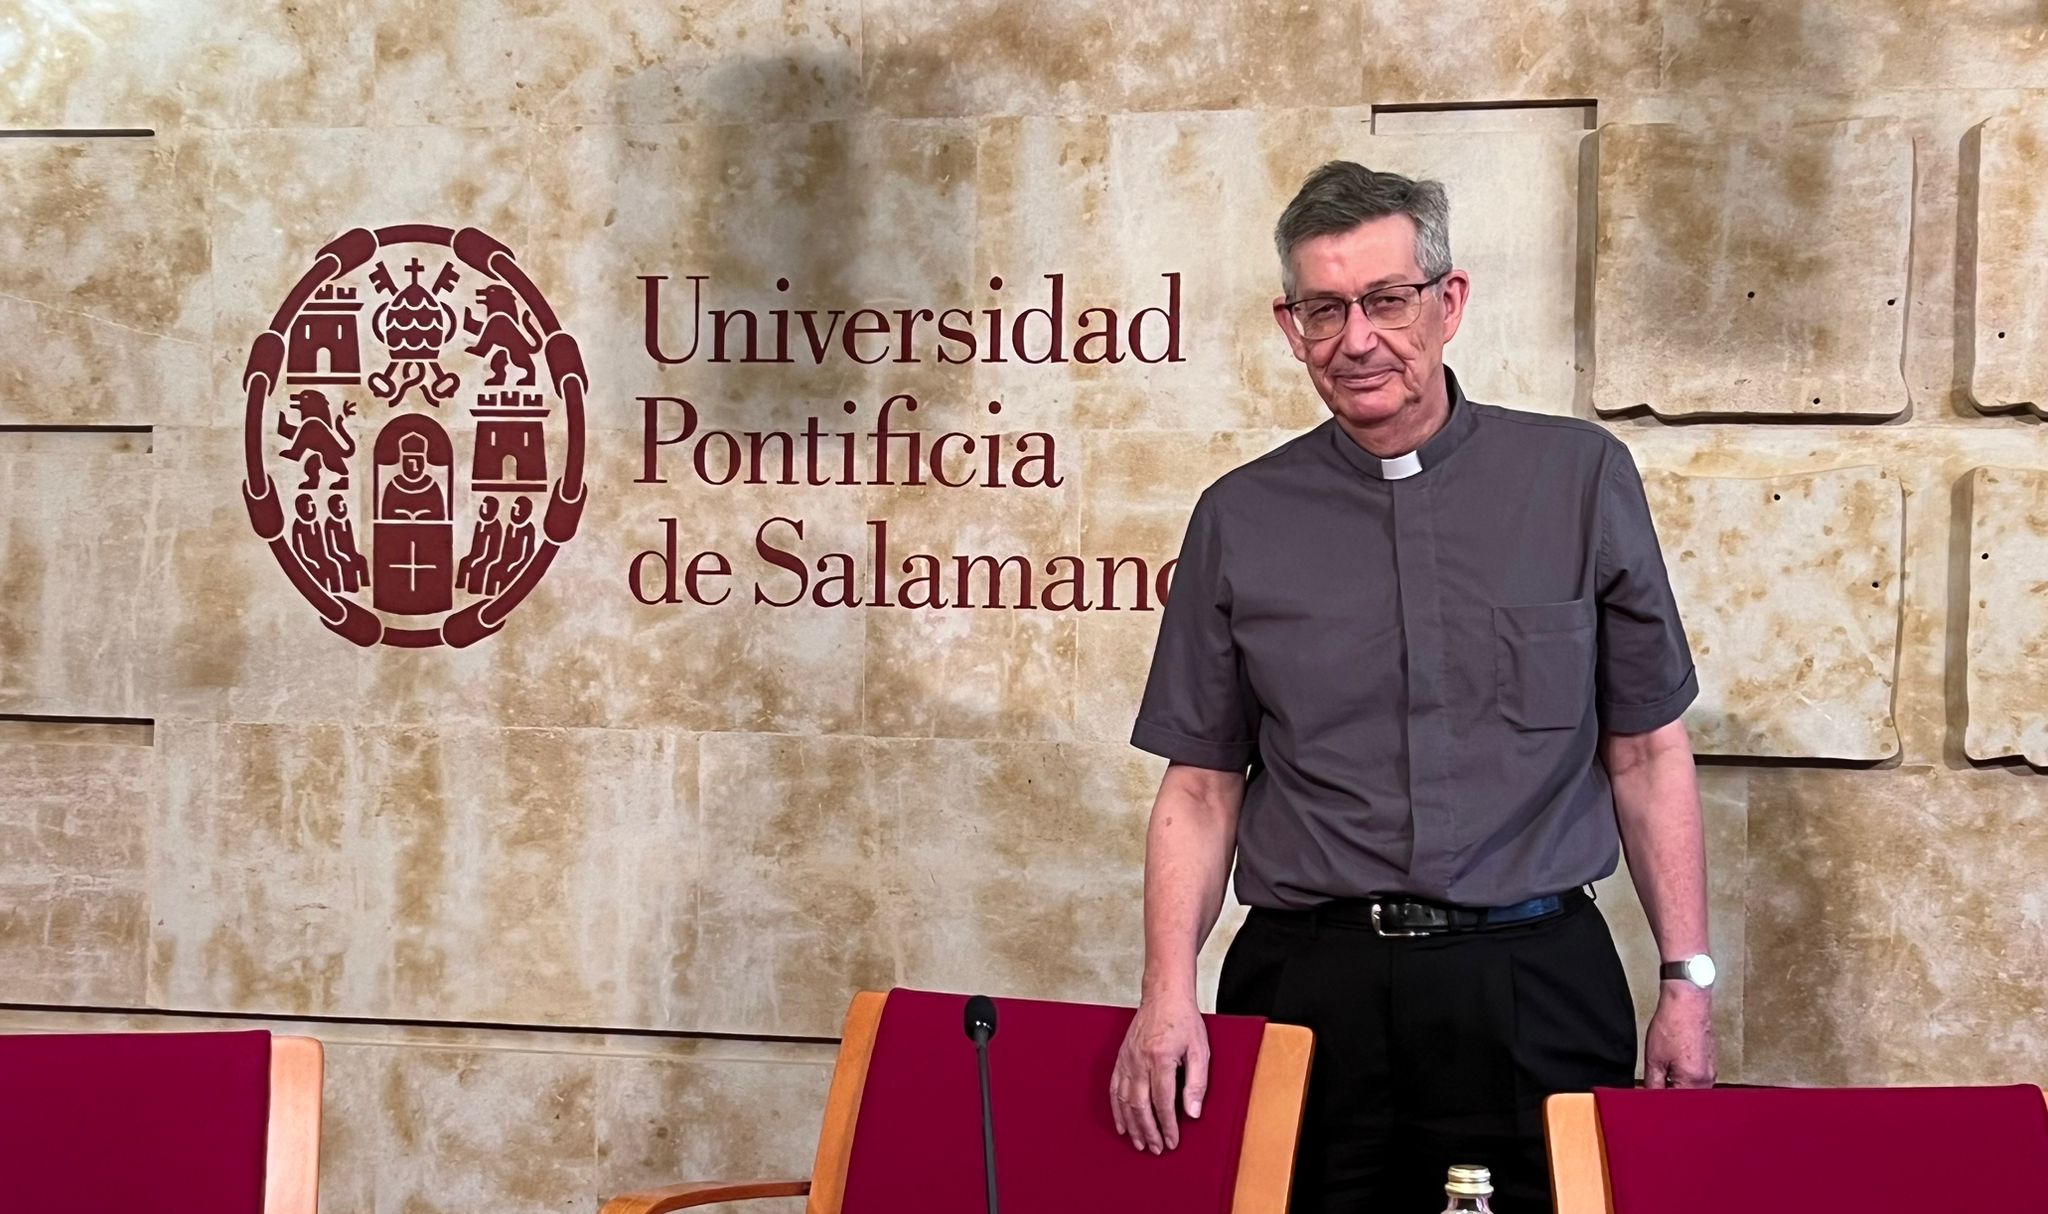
1595,1084,2048,1214
841,990,1267,1214
0,1029,274,1213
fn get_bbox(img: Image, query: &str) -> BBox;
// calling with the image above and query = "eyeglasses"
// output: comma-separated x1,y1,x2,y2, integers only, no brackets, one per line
1284,272,1448,340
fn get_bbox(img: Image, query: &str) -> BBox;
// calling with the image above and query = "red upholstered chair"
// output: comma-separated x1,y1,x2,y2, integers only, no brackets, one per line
1546,1084,2048,1214
602,989,1315,1214
0,1029,324,1214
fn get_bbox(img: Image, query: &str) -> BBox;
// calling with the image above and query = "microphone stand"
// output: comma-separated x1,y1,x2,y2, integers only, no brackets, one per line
964,995,1001,1214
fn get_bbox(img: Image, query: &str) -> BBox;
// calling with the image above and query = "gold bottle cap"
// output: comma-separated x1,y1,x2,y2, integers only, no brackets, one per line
1447,1164,1494,1197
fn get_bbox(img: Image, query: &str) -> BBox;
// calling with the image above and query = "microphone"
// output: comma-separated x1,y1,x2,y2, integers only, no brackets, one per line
964,994,998,1045
962,995,1000,1214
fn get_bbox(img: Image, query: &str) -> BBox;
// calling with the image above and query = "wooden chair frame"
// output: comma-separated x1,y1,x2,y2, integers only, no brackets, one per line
266,1035,326,1214
602,992,1315,1214
1544,1088,2048,1214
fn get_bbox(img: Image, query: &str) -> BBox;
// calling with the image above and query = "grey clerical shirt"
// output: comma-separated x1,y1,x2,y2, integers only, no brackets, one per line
1132,368,1698,909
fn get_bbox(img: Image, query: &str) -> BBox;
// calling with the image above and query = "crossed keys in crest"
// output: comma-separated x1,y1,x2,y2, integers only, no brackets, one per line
366,256,463,406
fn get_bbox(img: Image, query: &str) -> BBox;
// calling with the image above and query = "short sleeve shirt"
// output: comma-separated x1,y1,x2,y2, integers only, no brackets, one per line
1131,368,1698,909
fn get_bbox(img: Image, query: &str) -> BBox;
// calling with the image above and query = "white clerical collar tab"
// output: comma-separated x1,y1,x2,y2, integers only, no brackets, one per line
1381,451,1423,480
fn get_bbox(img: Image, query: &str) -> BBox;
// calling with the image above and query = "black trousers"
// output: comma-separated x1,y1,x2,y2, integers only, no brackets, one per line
1217,896,1637,1214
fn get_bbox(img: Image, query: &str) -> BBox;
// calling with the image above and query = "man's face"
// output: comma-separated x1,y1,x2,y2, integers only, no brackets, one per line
401,451,424,479
1272,215,1468,430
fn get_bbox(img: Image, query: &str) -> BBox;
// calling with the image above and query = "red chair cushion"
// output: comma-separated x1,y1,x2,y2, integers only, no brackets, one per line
1595,1084,2048,1214
0,1029,273,1213
842,990,1268,1214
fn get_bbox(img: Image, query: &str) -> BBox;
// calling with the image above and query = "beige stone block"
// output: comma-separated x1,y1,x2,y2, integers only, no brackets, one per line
328,1042,601,1214
1964,467,2048,765
1970,102,2048,414
590,1056,731,1214
1647,466,1902,760
0,737,153,1006
1744,766,2048,1086
1359,0,1664,104
1078,610,1175,749
1661,1,2048,94
693,735,1154,1035
1594,120,1911,418
1596,88,2036,422
0,450,157,717
886,741,1154,1005
690,734,896,1036
1592,767,1747,1082
148,722,697,1027
892,871,1149,1015
368,0,859,128
0,1,374,130
861,469,1080,740
0,136,213,426
1075,430,1296,743
366,2,607,127
861,0,1363,118
595,1051,831,1211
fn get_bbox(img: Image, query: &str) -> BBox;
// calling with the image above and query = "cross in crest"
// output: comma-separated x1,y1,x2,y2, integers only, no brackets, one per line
393,539,435,592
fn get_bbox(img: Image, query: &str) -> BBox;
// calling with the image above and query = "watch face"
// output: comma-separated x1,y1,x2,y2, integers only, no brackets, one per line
1686,955,1717,987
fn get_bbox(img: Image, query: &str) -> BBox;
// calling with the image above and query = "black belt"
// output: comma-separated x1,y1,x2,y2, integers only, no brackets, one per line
1258,887,1590,938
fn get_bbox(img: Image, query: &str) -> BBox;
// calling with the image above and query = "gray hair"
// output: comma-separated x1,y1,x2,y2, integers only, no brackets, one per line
1274,161,1452,297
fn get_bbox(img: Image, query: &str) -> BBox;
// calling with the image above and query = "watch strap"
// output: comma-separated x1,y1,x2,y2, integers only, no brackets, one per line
1660,955,1714,986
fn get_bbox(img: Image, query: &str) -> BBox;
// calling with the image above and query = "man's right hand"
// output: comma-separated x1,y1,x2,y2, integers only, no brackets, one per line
1110,993,1211,1154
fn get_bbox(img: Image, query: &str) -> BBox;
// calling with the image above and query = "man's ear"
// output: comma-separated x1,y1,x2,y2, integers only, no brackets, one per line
1436,270,1472,345
1272,297,1310,364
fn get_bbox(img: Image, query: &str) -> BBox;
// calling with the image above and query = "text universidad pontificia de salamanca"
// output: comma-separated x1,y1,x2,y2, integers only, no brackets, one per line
631,271,1188,612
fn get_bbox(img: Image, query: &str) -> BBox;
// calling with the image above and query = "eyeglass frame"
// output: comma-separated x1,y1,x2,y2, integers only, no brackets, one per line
1281,271,1451,340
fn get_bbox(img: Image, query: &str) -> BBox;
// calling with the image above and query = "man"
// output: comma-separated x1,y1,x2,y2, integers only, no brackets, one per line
324,493,369,593
379,431,446,521
290,492,339,592
1110,162,1715,1213
485,495,537,594
458,496,504,595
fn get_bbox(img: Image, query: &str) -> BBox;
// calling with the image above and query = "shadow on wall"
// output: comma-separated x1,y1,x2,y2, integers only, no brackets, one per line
1952,119,1984,421
583,46,1131,1000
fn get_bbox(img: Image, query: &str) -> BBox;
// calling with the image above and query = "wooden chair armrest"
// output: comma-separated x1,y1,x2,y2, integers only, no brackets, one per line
600,1179,811,1214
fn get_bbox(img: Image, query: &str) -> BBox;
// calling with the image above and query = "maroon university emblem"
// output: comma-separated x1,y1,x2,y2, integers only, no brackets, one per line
240,225,586,647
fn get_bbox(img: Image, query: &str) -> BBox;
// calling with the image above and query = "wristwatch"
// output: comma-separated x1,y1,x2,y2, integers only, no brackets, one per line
1659,954,1717,990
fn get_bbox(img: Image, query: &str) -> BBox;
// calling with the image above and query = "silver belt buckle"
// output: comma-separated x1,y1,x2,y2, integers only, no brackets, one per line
1370,902,1430,938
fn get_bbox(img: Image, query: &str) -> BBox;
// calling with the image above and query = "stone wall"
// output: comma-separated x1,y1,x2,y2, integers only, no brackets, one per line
4,3,2046,1210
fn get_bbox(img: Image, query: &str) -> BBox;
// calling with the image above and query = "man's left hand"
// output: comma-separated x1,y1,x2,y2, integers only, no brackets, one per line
1643,985,1716,1088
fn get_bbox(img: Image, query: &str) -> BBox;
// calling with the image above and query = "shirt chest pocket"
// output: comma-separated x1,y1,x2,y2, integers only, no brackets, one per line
1492,599,1596,730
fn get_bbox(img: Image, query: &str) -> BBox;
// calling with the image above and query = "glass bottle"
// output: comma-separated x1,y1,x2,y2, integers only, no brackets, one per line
1438,1164,1495,1213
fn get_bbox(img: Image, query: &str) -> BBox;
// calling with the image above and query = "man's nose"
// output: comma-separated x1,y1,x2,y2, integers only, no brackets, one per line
1338,299,1381,358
